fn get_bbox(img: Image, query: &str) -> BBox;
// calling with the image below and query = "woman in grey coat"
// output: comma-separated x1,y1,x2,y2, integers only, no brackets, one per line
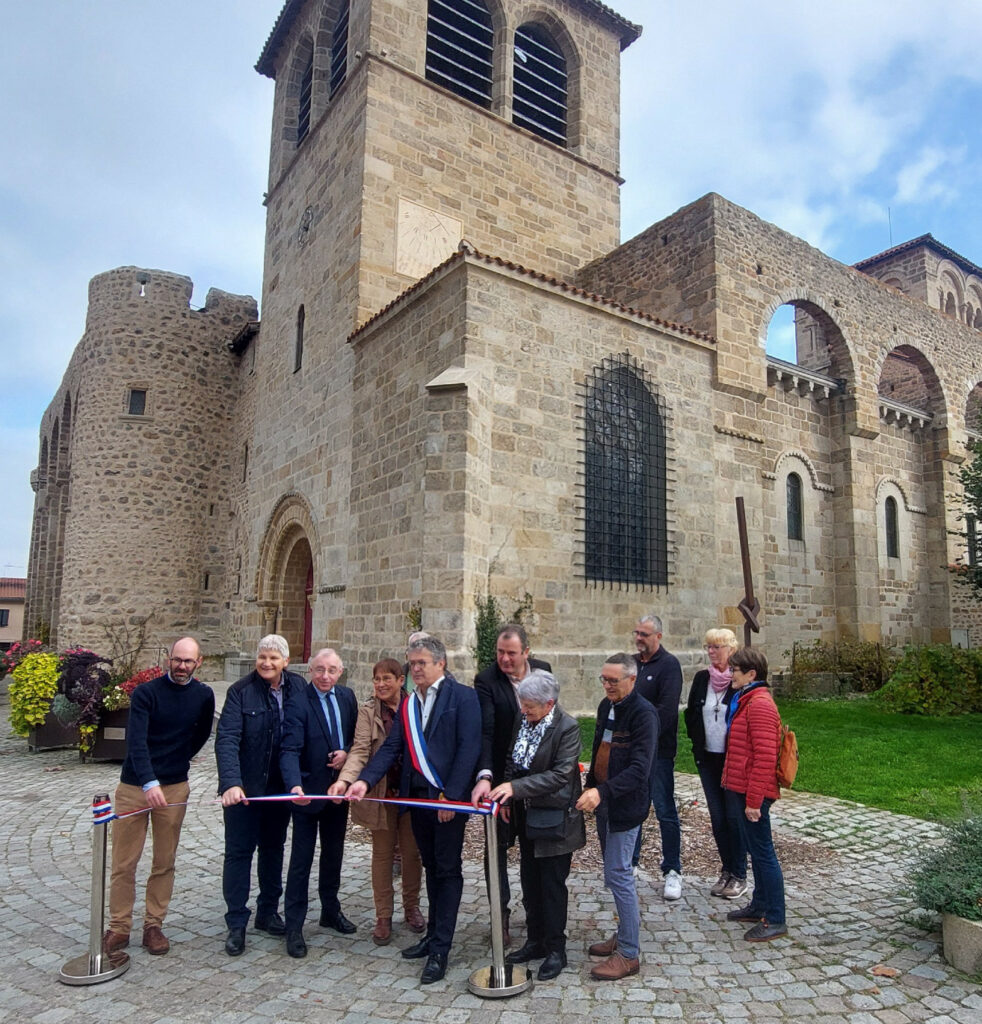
489,670,586,981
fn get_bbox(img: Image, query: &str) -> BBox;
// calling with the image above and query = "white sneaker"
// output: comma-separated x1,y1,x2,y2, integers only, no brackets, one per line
663,870,682,901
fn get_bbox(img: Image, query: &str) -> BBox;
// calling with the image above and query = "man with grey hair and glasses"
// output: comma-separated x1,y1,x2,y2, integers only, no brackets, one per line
348,635,481,985
216,634,305,956
578,653,658,980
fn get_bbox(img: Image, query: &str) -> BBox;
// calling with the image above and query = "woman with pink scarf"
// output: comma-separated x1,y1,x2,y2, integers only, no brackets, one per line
683,628,747,900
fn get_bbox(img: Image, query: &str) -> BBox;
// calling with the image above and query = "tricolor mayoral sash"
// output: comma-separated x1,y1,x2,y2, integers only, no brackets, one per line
401,690,445,792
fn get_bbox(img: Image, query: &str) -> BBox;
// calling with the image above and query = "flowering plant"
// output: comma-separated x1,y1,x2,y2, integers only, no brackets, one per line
1,638,45,679
50,647,115,753
102,665,162,711
8,651,60,735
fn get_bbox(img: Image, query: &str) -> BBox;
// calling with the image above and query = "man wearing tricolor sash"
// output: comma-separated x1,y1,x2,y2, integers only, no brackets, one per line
348,635,481,985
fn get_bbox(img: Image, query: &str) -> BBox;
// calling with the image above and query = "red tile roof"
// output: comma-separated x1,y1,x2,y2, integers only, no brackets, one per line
256,1,642,77
347,241,716,345
854,233,982,279
0,578,26,601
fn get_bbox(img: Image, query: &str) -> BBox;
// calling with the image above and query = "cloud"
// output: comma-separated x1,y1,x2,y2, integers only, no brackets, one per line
894,147,960,206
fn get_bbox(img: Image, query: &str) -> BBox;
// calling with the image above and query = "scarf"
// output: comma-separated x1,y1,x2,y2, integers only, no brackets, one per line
708,664,731,694
512,706,556,770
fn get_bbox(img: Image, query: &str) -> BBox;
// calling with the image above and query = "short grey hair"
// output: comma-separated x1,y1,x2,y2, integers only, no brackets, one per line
603,653,637,678
517,669,558,705
638,614,663,634
408,635,446,666
257,634,289,659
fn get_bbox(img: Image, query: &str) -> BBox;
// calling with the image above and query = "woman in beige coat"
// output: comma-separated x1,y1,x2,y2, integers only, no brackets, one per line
334,659,424,944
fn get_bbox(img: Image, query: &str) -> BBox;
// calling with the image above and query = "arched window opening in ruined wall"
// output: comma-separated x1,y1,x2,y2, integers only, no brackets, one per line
329,0,350,97
425,0,494,109
583,356,668,588
877,345,941,416
513,22,568,147
764,300,851,381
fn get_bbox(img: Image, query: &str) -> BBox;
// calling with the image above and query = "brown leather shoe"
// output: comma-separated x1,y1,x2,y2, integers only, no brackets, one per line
372,917,392,945
590,951,640,980
404,907,426,933
588,932,618,957
142,925,170,955
103,930,129,953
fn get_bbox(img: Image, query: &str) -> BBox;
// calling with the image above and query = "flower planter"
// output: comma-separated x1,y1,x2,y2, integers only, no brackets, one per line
28,715,79,752
86,708,130,762
942,912,982,975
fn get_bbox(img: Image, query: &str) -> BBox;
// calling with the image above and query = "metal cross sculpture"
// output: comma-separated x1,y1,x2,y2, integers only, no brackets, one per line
735,497,760,648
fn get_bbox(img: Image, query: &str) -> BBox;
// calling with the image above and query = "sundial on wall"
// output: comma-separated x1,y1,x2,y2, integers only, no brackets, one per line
396,198,462,280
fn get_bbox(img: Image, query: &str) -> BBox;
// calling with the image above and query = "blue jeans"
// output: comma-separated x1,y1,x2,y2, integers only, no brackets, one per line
726,790,785,925
631,757,682,874
596,809,641,960
697,753,747,879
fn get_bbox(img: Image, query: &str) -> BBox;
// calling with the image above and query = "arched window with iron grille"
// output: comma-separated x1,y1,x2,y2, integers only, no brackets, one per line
786,472,803,541
584,357,668,587
513,23,567,147
330,0,350,97
425,0,494,109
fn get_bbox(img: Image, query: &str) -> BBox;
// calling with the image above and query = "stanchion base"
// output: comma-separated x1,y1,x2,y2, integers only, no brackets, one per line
467,963,533,998
59,950,130,986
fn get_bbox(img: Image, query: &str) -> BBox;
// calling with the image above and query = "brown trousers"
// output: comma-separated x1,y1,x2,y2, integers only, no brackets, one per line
371,804,422,918
108,781,190,934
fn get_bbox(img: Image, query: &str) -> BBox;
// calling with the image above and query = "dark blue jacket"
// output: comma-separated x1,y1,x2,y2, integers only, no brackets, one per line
215,669,305,796
279,682,358,813
359,673,481,804
635,646,682,759
585,688,659,831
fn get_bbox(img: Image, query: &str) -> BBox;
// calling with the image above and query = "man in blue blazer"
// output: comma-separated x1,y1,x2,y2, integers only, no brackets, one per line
347,635,481,985
279,648,358,958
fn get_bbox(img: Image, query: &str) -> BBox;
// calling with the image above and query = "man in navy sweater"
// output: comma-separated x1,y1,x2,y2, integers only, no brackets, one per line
103,637,215,956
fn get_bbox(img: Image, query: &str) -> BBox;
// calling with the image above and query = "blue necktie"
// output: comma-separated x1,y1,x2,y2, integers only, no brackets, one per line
320,691,340,749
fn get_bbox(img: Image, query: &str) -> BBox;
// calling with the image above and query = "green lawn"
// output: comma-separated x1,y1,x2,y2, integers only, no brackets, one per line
580,697,982,822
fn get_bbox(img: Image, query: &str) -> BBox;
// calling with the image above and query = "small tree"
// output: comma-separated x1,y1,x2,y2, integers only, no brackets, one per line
950,430,982,596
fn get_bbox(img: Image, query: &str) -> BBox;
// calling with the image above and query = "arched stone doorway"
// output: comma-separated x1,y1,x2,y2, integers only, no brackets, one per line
255,493,318,663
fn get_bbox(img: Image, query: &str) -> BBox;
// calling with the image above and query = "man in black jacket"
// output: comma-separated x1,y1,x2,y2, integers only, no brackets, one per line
280,648,359,958
470,623,550,942
632,613,684,899
215,634,305,956
578,653,658,981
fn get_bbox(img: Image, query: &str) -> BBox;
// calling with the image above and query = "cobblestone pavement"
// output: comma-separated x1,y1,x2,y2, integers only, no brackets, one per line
1,704,979,1024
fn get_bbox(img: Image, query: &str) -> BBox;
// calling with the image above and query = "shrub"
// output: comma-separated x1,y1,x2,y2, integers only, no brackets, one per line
785,638,899,693
877,644,982,715
909,816,982,921
8,652,60,736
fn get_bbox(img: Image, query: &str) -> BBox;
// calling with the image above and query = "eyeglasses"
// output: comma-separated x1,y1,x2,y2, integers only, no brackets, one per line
632,630,654,638
170,657,198,667
705,644,727,651
407,659,434,670
599,674,624,685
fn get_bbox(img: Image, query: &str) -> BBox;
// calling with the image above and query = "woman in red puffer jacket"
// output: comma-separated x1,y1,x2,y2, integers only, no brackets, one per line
721,648,787,943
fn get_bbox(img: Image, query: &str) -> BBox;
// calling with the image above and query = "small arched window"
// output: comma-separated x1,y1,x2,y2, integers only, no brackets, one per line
294,305,305,373
425,0,494,109
297,55,314,143
513,24,568,147
786,473,803,541
584,357,668,586
330,0,350,97
885,496,899,559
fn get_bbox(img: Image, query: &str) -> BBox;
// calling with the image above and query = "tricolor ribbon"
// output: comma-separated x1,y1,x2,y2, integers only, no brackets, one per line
91,792,497,825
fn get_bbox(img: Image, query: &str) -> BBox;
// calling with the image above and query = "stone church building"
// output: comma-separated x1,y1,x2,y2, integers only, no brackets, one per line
25,0,982,707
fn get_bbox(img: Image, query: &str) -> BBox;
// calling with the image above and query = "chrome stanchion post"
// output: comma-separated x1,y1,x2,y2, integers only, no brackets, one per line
467,807,533,997
59,793,130,984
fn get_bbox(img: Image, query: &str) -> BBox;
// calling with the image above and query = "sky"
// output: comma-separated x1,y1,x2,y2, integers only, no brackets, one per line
1,0,981,577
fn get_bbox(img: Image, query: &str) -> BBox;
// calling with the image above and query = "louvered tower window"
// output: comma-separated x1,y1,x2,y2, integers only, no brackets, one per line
425,0,493,109
513,24,567,147
584,357,668,587
330,0,350,97
297,55,313,143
